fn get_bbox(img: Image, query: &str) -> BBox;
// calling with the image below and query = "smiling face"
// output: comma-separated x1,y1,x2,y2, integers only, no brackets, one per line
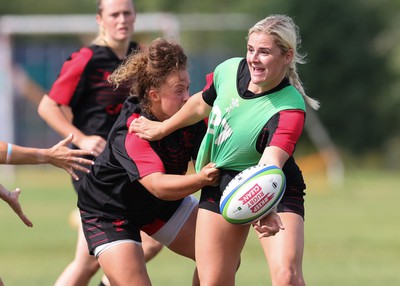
149,69,190,121
96,0,136,44
246,32,293,93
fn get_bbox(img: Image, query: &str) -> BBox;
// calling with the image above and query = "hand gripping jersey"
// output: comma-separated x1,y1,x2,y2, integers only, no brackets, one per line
195,58,306,172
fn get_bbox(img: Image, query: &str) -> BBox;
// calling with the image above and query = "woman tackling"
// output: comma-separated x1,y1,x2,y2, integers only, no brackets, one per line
77,38,219,286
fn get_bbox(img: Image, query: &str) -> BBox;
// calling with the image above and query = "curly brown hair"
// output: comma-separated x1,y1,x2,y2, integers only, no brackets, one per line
109,38,188,114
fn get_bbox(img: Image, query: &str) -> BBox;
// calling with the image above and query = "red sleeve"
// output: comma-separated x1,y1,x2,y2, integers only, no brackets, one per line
126,113,139,128
203,72,214,91
201,72,217,107
125,130,165,178
48,47,93,106
269,110,305,156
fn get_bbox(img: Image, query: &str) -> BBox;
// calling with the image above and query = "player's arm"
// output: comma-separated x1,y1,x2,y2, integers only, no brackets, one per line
38,95,85,145
138,162,219,201
254,146,287,237
161,91,211,135
38,95,105,155
259,146,290,169
130,91,212,141
258,110,305,167
0,134,94,180
254,110,305,237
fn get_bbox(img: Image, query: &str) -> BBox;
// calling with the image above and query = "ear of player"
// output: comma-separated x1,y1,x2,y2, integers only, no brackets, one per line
220,164,286,225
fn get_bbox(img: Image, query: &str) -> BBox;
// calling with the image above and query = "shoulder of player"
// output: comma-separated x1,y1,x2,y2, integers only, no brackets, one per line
69,46,95,62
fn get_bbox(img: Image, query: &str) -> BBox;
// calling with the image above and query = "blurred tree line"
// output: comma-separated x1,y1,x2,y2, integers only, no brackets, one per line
1,0,400,165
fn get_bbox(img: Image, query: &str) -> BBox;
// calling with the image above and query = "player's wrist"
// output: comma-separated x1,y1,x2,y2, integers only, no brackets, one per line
70,133,84,148
37,148,48,164
159,120,168,138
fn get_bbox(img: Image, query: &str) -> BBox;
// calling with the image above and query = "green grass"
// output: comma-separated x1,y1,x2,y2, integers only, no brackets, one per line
1,165,400,285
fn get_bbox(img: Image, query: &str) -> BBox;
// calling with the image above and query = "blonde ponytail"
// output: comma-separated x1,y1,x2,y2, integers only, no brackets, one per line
287,64,320,110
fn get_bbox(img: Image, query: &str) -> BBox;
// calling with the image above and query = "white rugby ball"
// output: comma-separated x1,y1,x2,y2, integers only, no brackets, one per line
220,164,286,225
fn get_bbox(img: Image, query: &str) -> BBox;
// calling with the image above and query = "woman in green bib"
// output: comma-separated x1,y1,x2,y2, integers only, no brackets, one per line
130,14,319,286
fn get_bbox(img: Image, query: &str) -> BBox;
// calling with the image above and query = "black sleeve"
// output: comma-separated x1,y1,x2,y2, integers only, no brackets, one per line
202,82,217,106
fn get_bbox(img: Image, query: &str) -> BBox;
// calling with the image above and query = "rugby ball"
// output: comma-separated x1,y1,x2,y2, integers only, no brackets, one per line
220,164,286,224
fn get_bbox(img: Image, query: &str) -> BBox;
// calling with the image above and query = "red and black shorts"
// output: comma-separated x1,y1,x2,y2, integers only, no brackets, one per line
80,212,142,255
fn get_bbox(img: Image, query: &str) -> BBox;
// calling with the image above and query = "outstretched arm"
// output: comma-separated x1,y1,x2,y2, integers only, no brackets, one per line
130,91,212,141
0,134,94,181
252,110,305,238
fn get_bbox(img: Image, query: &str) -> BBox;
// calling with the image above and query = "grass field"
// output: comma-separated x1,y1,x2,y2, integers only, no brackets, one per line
0,164,400,285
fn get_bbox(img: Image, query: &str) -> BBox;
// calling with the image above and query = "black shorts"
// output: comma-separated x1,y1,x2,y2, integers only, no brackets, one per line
80,211,142,255
80,199,182,255
72,154,96,193
199,168,306,219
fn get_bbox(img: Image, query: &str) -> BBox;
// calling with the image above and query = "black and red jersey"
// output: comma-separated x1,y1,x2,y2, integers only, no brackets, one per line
48,42,139,140
77,97,206,229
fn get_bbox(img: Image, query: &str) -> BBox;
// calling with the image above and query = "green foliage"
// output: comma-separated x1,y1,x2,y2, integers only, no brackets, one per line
0,0,278,15
284,0,394,153
0,0,95,15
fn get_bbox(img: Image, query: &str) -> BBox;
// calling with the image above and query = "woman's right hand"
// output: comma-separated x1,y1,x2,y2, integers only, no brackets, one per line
198,162,220,186
128,116,164,141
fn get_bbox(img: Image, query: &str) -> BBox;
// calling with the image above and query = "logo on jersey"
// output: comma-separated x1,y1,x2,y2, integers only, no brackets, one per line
224,98,240,114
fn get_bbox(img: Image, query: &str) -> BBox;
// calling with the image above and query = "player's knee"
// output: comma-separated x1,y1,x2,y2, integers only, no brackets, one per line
271,267,305,286
73,257,100,275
